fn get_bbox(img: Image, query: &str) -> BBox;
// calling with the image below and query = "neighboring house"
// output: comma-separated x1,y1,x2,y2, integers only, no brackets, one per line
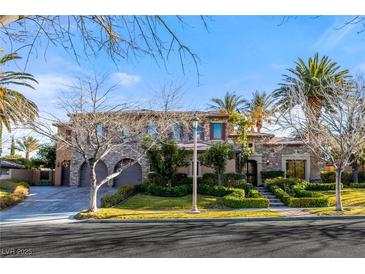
54,111,321,187
0,160,24,178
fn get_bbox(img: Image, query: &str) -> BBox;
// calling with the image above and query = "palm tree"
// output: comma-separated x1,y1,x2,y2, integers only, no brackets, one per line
16,136,40,160
0,48,38,155
272,53,350,119
208,91,248,115
243,91,272,133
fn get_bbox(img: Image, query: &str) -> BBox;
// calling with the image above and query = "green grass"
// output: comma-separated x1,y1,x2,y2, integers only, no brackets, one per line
305,207,365,216
76,208,283,220
316,188,365,207
115,193,225,210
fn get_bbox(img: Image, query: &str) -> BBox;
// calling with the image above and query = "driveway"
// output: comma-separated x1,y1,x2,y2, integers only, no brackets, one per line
0,186,115,224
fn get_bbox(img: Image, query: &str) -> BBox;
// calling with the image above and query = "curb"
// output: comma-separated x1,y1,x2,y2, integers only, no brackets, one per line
78,215,365,224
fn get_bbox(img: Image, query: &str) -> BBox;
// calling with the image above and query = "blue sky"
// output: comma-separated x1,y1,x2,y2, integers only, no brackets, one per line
2,15,365,152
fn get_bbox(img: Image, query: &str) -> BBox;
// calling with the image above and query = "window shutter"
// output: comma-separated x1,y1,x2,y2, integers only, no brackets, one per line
210,123,214,140
222,123,226,140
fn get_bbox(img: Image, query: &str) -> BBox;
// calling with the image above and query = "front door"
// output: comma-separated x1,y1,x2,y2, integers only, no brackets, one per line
244,160,258,186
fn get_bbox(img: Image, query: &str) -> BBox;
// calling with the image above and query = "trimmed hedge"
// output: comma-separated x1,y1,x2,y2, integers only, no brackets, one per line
0,180,30,209
349,183,365,188
305,182,342,191
261,170,285,180
136,182,269,208
101,185,136,207
320,171,359,185
201,172,247,187
265,177,330,208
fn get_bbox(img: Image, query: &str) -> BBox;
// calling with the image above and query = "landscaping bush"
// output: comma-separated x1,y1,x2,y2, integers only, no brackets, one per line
147,172,164,185
101,185,135,208
293,184,323,198
287,197,330,207
201,173,217,185
269,185,291,205
139,183,192,197
36,180,54,186
305,182,342,191
349,183,365,188
172,173,192,185
261,170,285,180
320,171,335,183
198,184,232,197
359,172,365,183
0,180,29,209
222,188,269,208
264,177,300,193
222,173,247,186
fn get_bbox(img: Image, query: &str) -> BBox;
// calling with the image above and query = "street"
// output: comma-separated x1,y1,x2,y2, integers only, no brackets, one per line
1,219,364,257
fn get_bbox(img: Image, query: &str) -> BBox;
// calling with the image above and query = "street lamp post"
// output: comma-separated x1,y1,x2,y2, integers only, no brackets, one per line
191,114,200,214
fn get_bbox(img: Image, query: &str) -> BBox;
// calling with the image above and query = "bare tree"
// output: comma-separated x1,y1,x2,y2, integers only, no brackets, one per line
0,16,206,77
150,81,185,112
28,74,194,212
276,78,365,211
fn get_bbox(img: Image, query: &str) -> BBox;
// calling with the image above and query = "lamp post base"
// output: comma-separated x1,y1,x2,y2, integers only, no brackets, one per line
190,208,200,214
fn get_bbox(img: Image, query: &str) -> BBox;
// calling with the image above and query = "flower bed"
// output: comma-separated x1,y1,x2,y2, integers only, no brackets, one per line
0,180,29,209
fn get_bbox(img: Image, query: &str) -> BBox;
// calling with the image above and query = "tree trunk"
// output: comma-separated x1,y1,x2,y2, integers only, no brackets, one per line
352,162,359,184
89,185,98,212
25,152,30,160
217,173,222,186
335,169,343,211
88,162,99,212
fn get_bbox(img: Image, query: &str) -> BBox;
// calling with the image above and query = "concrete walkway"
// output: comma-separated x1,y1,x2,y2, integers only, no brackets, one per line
0,186,115,224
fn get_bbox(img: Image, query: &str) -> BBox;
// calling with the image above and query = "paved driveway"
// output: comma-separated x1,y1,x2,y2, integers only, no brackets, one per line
0,186,115,224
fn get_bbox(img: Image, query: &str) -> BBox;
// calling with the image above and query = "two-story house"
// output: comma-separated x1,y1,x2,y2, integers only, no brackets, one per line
54,111,321,187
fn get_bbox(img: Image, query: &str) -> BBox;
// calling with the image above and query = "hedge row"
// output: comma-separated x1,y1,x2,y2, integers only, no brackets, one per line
320,171,365,184
136,182,269,208
264,178,330,208
261,170,285,180
0,180,30,209
348,183,365,189
305,182,342,191
101,185,136,207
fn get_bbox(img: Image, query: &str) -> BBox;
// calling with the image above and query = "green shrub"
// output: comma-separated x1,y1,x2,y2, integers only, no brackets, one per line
320,171,335,183
359,172,365,183
201,173,217,185
349,183,365,188
261,170,285,180
293,184,323,198
172,173,192,185
222,173,246,186
101,185,135,208
287,197,330,207
36,180,54,186
140,183,192,197
197,184,232,197
341,172,353,185
264,177,300,193
147,172,164,185
269,185,291,204
222,188,269,208
306,182,342,191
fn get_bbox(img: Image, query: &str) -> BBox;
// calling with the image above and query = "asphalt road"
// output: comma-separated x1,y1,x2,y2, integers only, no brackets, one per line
1,219,365,257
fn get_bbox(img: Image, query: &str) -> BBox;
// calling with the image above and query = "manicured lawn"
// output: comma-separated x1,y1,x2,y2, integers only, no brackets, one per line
305,207,365,216
115,193,225,210
76,208,283,220
316,188,365,207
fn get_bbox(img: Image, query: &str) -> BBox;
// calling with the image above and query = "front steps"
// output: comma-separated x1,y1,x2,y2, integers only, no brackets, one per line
257,186,286,208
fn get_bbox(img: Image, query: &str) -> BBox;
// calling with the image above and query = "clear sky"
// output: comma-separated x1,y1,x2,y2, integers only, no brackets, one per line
2,15,365,152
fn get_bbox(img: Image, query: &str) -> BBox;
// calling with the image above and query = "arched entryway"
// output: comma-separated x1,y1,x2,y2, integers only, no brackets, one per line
79,160,108,187
113,158,142,187
61,160,71,186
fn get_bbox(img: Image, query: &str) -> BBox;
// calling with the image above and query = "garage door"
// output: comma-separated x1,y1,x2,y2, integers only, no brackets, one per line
113,159,142,187
79,161,108,187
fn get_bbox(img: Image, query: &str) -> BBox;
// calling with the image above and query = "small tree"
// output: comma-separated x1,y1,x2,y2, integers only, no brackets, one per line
277,78,365,211
228,112,254,173
32,143,56,168
200,142,235,186
143,138,191,186
29,74,193,212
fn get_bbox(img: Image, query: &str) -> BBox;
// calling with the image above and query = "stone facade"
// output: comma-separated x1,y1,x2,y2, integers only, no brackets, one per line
55,111,320,187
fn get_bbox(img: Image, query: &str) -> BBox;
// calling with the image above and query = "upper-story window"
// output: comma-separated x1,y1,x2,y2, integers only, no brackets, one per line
211,122,224,140
196,124,203,141
147,122,158,139
122,127,129,142
172,123,182,141
96,125,103,142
